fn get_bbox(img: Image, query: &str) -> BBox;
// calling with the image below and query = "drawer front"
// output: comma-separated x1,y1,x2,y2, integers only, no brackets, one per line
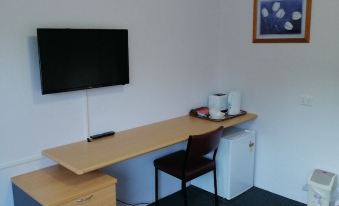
63,185,116,206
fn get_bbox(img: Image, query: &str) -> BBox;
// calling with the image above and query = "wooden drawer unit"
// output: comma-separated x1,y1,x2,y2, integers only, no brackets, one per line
12,165,117,206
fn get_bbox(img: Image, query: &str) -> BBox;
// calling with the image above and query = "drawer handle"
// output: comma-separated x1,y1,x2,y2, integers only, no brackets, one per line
75,194,93,203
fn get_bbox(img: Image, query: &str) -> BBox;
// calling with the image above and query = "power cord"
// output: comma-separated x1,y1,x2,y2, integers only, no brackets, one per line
117,199,151,206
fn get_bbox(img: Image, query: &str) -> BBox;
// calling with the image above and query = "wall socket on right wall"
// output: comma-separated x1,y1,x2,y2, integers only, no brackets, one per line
300,95,314,107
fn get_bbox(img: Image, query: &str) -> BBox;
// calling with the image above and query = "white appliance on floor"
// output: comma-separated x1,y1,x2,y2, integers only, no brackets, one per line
191,128,256,200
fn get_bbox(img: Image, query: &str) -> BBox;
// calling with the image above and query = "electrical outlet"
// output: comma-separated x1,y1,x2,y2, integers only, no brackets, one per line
300,95,313,107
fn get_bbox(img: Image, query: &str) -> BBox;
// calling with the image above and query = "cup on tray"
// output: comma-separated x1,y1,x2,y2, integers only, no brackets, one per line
209,108,225,120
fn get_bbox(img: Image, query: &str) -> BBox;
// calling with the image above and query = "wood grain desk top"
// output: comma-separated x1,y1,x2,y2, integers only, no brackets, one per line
43,113,257,175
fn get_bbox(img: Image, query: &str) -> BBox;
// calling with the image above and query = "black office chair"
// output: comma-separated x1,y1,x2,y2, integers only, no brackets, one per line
154,126,224,206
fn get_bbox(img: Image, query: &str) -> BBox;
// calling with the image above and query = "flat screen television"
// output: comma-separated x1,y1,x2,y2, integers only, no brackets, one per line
37,28,129,94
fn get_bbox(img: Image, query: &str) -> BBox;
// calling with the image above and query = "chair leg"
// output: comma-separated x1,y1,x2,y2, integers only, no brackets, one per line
213,168,218,206
182,181,188,206
155,167,159,206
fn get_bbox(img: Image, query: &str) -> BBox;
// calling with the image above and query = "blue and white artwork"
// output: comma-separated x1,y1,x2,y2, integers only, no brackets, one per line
260,0,303,35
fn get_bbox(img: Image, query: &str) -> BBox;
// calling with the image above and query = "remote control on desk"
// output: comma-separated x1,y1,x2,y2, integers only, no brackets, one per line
87,131,115,142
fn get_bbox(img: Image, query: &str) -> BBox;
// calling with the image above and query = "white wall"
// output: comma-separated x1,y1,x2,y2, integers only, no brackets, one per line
6,0,337,205
0,0,221,205
217,0,339,203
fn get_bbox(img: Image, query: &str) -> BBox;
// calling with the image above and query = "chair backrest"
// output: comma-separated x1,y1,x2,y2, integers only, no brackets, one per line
185,126,224,162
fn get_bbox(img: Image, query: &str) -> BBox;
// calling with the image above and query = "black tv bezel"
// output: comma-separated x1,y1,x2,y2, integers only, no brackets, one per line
37,28,129,95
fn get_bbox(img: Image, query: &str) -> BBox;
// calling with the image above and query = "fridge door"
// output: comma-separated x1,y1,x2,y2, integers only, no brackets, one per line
225,130,256,199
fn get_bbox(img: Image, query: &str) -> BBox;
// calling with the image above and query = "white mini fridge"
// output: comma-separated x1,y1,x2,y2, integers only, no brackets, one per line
191,128,256,200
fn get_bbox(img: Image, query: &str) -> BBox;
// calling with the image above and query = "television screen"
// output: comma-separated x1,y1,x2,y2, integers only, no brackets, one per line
37,28,129,94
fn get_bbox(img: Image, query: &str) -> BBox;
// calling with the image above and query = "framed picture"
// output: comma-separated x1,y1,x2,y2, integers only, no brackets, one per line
253,0,312,43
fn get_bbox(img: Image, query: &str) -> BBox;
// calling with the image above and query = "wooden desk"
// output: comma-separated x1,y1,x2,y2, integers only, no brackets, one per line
43,114,257,175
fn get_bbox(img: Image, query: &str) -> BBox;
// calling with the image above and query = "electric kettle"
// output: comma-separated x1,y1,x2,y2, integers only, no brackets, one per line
228,91,241,115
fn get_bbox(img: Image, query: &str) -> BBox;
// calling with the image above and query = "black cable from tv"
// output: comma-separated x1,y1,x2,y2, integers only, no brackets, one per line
117,199,151,206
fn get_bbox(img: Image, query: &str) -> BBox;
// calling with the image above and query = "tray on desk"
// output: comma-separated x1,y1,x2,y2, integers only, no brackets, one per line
189,107,247,122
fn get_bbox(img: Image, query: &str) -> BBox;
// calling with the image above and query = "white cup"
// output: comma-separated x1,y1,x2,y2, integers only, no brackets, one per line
209,108,225,119
227,91,241,115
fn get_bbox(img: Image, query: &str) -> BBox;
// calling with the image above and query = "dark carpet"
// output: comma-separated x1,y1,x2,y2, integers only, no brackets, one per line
148,186,305,206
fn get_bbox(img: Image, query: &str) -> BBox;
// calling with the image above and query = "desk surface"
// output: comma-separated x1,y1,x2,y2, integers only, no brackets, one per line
43,114,257,175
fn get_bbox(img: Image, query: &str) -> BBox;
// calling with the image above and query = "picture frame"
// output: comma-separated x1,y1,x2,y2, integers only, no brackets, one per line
253,0,312,43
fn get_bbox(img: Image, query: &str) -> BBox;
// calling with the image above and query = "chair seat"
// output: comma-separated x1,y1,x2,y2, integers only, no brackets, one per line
154,150,215,181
